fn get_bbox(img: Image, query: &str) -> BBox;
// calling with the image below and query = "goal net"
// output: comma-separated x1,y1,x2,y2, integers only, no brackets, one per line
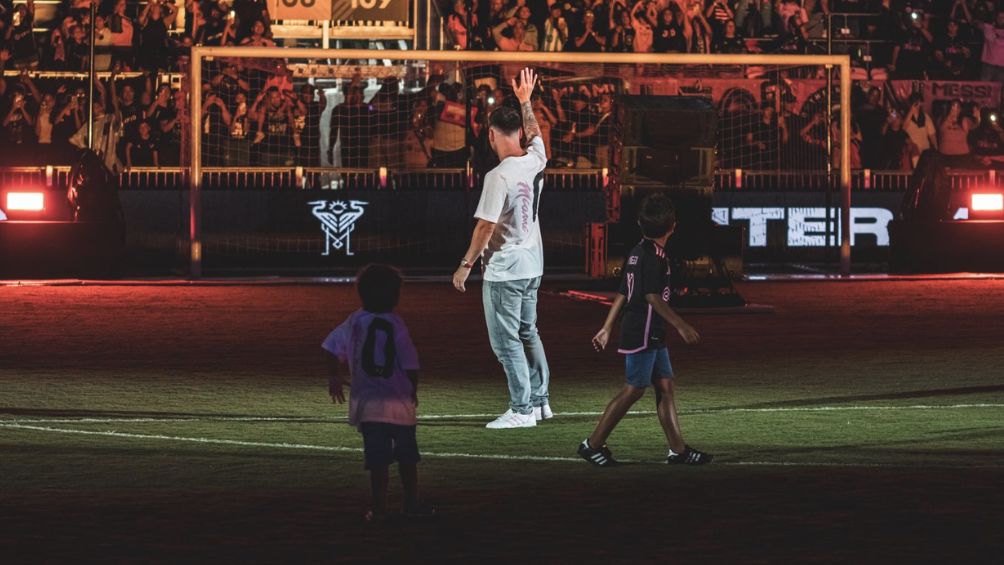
188,48,852,275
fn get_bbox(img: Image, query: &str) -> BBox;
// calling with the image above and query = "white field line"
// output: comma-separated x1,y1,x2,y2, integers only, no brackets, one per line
2,422,1003,469
0,422,587,463
2,402,1002,425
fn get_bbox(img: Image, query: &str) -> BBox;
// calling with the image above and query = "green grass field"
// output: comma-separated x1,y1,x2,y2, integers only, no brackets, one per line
2,280,1003,563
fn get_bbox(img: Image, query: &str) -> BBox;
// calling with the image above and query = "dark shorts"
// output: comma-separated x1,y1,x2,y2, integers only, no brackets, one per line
624,348,674,388
359,422,421,470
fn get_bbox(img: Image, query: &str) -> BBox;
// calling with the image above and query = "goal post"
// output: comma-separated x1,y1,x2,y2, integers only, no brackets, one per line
188,47,852,277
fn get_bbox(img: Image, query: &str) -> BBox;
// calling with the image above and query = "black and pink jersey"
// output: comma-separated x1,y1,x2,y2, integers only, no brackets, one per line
617,239,671,354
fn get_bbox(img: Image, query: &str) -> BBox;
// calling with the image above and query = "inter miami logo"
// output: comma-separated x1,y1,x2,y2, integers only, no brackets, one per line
309,200,367,256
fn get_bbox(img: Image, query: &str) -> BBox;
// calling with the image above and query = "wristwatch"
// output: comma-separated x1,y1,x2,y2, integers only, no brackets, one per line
459,258,475,269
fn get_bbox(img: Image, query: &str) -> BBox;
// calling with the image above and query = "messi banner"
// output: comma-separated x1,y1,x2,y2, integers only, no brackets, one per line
271,0,409,21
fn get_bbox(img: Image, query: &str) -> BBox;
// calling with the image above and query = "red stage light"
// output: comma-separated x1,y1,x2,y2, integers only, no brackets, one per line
971,193,1004,212
6,192,45,212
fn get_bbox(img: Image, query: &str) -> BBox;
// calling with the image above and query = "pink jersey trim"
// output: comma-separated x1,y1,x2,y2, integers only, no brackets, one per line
617,304,653,354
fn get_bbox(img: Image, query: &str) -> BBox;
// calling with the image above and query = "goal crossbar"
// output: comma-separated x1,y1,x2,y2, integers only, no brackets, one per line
188,47,853,277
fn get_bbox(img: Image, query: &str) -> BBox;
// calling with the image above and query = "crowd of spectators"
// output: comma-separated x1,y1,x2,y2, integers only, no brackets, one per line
847,86,1004,171
317,72,608,172
0,0,274,168
0,0,1002,172
447,0,1004,81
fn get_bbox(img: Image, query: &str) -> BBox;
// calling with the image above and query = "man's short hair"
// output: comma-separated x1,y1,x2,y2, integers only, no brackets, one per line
638,193,677,239
356,263,403,313
489,105,522,136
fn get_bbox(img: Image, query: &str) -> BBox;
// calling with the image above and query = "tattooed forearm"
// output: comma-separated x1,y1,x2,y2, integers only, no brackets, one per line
521,100,542,143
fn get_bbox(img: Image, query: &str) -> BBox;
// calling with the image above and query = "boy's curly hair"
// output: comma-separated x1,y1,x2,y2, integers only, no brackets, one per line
356,264,403,313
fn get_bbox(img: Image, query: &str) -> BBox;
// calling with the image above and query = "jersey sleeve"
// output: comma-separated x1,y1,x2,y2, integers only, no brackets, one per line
321,316,352,362
393,317,421,371
617,255,633,296
527,136,547,171
639,250,665,297
474,170,506,223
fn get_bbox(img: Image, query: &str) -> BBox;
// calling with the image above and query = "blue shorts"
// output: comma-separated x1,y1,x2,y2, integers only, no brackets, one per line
624,348,674,388
359,423,421,470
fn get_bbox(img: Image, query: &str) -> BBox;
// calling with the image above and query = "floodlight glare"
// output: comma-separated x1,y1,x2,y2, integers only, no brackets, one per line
971,193,1004,212
6,192,45,212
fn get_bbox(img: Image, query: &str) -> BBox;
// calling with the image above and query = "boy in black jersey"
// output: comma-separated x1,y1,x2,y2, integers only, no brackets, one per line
578,193,712,466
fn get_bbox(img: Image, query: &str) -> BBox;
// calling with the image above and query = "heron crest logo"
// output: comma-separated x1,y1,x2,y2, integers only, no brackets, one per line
309,200,367,256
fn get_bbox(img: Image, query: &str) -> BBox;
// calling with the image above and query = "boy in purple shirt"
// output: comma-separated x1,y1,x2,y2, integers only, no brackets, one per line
324,264,434,520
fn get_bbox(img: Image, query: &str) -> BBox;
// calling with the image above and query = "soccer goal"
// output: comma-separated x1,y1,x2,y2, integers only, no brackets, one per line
187,47,852,276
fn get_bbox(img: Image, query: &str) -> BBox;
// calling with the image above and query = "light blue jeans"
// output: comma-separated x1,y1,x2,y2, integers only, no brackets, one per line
483,276,550,415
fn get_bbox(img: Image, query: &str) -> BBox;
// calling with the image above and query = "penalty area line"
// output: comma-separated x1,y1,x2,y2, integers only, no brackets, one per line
2,422,1003,469
3,402,1002,425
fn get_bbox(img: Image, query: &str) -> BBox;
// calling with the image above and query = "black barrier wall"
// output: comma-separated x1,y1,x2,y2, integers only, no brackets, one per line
117,191,904,274
119,190,606,274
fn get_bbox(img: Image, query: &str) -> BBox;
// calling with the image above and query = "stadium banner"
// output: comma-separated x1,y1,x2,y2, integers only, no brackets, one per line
711,192,903,263
901,81,1001,113
118,189,605,273
116,190,903,273
270,0,331,21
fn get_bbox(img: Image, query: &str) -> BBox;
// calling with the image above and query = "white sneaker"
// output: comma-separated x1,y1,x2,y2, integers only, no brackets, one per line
485,409,537,429
533,405,554,421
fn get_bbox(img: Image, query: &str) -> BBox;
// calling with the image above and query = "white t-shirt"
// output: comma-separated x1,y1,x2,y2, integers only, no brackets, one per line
474,136,547,282
980,23,1004,68
322,310,420,428
904,113,936,154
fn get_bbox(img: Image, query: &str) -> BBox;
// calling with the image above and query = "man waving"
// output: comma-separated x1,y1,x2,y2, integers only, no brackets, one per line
452,68,552,429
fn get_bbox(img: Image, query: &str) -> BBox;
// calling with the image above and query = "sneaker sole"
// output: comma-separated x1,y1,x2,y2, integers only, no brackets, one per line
486,420,537,429
579,457,617,467
667,455,714,465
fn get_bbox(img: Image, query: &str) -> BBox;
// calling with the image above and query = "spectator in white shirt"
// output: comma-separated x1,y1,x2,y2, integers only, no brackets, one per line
542,4,569,51
978,8,1004,83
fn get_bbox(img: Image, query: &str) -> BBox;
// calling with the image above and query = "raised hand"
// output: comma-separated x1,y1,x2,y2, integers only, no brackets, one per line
513,68,542,142
511,67,537,104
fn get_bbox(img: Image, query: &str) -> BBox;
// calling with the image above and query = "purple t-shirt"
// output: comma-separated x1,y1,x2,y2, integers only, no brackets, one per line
322,310,420,427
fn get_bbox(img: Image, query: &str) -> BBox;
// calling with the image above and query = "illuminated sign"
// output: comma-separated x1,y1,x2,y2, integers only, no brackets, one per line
309,200,368,256
712,207,894,248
